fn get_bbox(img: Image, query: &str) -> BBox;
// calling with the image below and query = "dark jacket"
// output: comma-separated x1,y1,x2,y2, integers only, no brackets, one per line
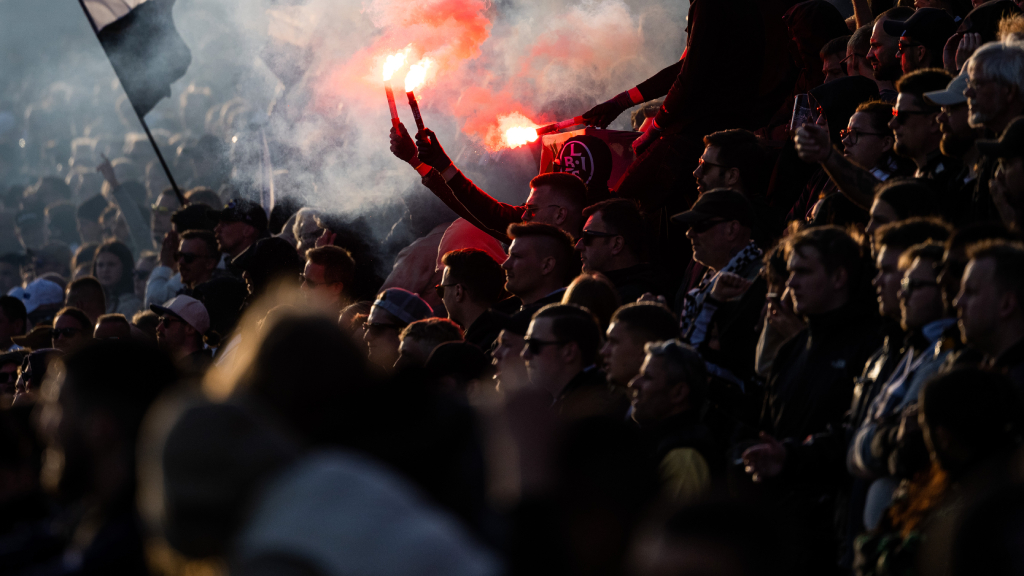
463,309,505,354
555,366,629,419
762,302,882,444
603,263,661,303
645,410,725,478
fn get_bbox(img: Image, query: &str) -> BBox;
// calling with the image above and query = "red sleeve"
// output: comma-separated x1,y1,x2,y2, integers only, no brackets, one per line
447,171,525,239
421,170,510,244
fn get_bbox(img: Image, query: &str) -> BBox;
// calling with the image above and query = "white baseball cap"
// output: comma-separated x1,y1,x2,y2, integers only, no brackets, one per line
8,278,65,314
151,296,210,334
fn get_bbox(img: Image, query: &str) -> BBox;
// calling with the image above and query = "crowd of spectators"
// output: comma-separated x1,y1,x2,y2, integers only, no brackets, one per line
5,0,1024,575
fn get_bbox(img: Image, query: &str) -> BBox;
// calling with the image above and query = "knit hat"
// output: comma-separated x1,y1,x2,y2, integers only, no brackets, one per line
372,288,433,325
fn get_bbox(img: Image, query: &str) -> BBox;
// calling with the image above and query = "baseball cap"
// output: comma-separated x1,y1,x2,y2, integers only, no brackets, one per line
371,288,433,325
883,8,957,52
230,237,302,276
207,199,268,233
976,116,1024,159
151,295,211,334
670,189,756,228
8,278,65,314
11,326,56,350
924,72,969,107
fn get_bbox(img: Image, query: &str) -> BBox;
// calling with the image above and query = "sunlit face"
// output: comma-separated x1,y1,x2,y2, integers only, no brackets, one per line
889,94,940,160
301,261,343,306
822,52,847,84
937,103,975,158
94,252,123,289
866,198,899,239
501,237,548,299
177,238,217,287
600,321,648,388
575,212,618,273
966,68,1013,130
898,257,944,331
52,314,91,354
521,185,563,226
692,145,730,195
868,20,902,81
492,329,528,391
785,245,843,315
872,245,904,319
954,257,1003,351
628,354,680,426
843,112,892,170
521,317,567,396
363,306,402,371
294,212,322,255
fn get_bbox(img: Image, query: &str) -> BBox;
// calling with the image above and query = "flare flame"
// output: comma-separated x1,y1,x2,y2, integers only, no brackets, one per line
382,51,407,81
404,59,432,92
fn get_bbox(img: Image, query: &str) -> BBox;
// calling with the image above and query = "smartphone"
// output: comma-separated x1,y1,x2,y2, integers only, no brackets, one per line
790,94,812,133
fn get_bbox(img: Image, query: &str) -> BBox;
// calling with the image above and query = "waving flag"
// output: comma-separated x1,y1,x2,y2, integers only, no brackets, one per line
80,0,192,117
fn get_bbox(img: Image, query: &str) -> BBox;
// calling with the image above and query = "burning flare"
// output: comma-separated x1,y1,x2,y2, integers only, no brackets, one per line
404,59,432,92
382,51,407,81
497,112,540,149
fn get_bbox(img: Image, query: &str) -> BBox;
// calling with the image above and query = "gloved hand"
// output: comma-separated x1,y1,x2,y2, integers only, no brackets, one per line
582,91,635,128
415,128,453,172
631,123,662,156
390,122,417,163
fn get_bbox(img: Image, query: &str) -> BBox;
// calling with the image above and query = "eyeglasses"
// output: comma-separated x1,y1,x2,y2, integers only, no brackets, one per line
895,40,921,57
300,273,336,288
580,229,619,246
697,157,730,170
688,218,728,233
891,108,934,124
434,283,458,298
50,327,81,339
840,128,887,145
524,338,567,355
176,252,208,264
839,53,865,67
900,277,939,295
362,321,402,336
522,204,561,219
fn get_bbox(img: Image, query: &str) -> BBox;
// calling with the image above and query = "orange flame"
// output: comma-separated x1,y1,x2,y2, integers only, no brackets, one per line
497,112,539,149
404,58,432,92
382,50,408,81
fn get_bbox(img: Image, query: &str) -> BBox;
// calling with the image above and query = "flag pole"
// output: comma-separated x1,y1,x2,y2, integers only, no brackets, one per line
76,0,188,207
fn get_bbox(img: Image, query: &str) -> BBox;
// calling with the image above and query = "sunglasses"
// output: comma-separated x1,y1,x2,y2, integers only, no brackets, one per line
362,321,402,336
523,338,567,355
50,327,81,339
688,218,728,233
839,128,887,145
580,230,619,246
891,108,934,124
434,283,458,298
176,252,208,264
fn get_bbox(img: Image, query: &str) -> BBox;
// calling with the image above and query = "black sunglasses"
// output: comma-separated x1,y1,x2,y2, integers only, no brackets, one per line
363,322,402,336
688,218,728,233
50,327,81,339
434,283,458,298
891,108,933,124
580,230,619,246
176,252,208,264
524,338,567,355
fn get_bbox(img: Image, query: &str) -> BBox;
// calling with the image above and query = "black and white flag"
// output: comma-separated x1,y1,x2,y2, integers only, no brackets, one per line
80,0,192,116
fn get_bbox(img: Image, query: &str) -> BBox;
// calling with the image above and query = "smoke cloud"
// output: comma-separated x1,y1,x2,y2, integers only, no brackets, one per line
1,0,688,232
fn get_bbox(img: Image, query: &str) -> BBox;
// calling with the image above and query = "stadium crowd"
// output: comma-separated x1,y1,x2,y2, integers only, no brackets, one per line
5,0,1024,575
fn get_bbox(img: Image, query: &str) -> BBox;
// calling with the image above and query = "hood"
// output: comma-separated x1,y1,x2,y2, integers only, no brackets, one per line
784,0,850,88
810,75,880,145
